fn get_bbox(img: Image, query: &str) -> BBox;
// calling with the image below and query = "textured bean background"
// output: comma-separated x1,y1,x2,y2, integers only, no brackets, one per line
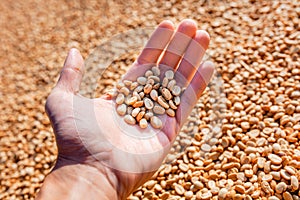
0,0,299,199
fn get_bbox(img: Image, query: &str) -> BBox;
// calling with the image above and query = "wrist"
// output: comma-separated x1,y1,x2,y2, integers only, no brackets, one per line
36,159,119,200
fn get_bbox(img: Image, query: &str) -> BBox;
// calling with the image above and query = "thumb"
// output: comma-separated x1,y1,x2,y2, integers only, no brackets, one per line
55,48,85,93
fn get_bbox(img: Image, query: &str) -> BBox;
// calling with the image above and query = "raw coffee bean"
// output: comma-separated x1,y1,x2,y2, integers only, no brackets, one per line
116,104,127,116
280,170,291,180
290,176,299,190
127,96,138,106
127,106,133,115
132,91,141,101
157,96,169,109
275,182,287,193
153,83,160,89
146,78,155,85
174,96,180,105
134,85,144,93
120,87,130,96
139,118,148,129
162,77,169,87
150,116,162,129
144,97,154,110
116,93,125,105
268,154,282,165
130,82,139,90
284,166,296,175
150,89,158,101
143,84,152,94
283,192,293,200
123,80,132,86
136,111,145,122
144,111,154,121
124,115,136,125
169,100,178,110
162,88,172,100
165,70,174,80
172,85,181,96
153,105,165,115
137,77,147,85
144,70,153,77
148,75,160,82
139,92,145,99
167,79,176,90
132,101,144,108
166,108,175,117
131,108,140,117
151,66,160,76
174,184,185,195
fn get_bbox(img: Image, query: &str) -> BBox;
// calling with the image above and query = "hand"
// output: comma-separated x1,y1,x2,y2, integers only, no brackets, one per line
36,19,214,200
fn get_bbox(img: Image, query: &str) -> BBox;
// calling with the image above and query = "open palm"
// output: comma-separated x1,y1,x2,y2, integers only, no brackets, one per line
45,19,214,199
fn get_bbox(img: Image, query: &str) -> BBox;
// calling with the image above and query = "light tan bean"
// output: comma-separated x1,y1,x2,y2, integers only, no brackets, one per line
162,77,169,87
167,79,176,90
157,96,169,109
275,182,287,193
150,89,158,101
136,111,145,122
131,108,140,117
139,118,148,129
144,111,154,120
138,92,145,99
116,104,127,116
124,115,136,125
151,66,160,76
268,154,282,165
166,108,175,117
165,70,174,80
172,85,181,96
150,116,162,129
137,77,147,85
123,80,132,86
148,75,160,82
153,82,160,89
169,100,178,110
116,82,125,89
127,96,138,106
174,96,181,105
291,175,299,190
153,105,165,115
132,101,144,108
116,93,125,105
134,85,143,93
162,88,172,100
144,98,154,110
130,82,139,90
143,84,152,94
120,87,130,96
283,192,293,200
146,78,155,85
144,70,153,77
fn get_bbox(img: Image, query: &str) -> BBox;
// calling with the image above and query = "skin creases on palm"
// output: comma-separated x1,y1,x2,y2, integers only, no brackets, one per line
74,63,181,174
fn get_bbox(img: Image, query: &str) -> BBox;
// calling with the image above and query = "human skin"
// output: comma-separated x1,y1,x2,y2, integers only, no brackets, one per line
35,19,214,200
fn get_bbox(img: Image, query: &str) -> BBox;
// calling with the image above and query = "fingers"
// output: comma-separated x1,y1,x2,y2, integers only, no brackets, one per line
175,30,210,87
136,20,175,65
159,19,197,69
55,48,85,93
176,61,215,126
